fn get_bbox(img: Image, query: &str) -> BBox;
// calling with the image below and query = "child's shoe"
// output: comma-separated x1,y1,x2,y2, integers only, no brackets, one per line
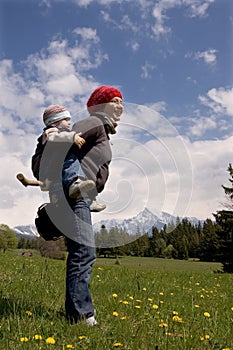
89,200,106,212
69,179,95,199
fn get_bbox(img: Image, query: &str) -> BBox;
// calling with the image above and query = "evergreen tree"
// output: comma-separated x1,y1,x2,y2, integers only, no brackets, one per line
213,163,233,272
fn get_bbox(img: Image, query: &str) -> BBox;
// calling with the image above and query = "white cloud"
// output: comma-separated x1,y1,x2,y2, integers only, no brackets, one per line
141,62,157,79
186,49,218,66
199,87,233,117
189,116,216,137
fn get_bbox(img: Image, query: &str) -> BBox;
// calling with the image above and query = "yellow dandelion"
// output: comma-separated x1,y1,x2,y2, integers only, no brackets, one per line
172,315,183,323
204,335,210,340
204,312,210,318
135,305,141,309
20,337,29,342
142,287,147,291
129,296,134,300
195,282,200,285
46,337,56,344
159,300,164,304
121,316,126,320
66,345,74,349
112,293,118,298
122,300,129,305
172,311,178,315
97,267,103,270
200,294,205,298
170,292,174,296
78,336,86,340
34,334,42,340
194,304,200,308
136,299,142,302
25,310,32,316
148,298,153,302
113,311,119,317
113,342,123,347
152,304,159,309
159,322,168,328
231,307,233,311
200,336,205,341
159,292,164,296
222,348,231,350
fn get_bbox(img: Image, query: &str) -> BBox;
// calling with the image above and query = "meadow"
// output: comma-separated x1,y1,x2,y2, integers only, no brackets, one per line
0,251,232,350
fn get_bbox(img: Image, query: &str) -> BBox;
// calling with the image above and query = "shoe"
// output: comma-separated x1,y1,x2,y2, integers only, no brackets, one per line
90,200,106,212
69,179,95,199
85,316,98,326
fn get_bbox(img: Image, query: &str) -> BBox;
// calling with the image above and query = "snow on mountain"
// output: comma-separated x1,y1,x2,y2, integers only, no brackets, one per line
93,207,198,235
13,225,39,239
12,208,203,239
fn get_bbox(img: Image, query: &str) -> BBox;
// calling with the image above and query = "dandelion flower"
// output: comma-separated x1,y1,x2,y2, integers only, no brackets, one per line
159,322,168,328
113,311,119,317
172,311,178,315
152,304,159,309
112,293,118,298
142,288,147,291
135,305,141,309
129,296,134,300
231,307,233,311
148,298,153,302
34,334,42,340
194,304,200,308
66,345,74,349
25,310,32,316
113,342,123,347
159,292,164,296
204,312,210,318
121,316,126,320
46,337,56,344
122,300,129,305
78,336,86,340
172,315,183,323
20,337,29,342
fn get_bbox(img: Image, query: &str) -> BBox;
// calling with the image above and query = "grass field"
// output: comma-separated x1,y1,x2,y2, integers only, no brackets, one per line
0,251,232,349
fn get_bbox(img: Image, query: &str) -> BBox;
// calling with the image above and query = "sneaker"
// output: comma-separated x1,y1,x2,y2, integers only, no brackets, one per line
85,316,98,326
89,200,106,212
69,179,95,199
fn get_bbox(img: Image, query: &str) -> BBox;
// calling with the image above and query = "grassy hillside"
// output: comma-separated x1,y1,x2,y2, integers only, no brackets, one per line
0,251,232,349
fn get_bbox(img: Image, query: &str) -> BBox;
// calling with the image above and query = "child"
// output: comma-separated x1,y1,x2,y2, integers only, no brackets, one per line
31,104,106,211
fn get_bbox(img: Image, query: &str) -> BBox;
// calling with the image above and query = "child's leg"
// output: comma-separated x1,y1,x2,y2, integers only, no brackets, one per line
62,154,86,187
62,154,95,199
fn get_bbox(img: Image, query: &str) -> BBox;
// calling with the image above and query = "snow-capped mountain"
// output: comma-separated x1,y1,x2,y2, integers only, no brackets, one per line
93,208,201,235
13,208,202,239
13,225,39,239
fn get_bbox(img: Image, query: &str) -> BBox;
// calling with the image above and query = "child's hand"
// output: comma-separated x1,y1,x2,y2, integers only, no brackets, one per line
74,132,86,149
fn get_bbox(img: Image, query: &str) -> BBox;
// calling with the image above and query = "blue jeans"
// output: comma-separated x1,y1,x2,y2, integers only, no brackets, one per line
65,198,96,323
62,154,86,187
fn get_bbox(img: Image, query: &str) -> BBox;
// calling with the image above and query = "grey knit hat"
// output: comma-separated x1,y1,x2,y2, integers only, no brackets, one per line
43,104,71,126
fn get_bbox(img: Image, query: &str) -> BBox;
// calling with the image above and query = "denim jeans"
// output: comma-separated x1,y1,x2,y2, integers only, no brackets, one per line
65,198,96,323
62,153,86,187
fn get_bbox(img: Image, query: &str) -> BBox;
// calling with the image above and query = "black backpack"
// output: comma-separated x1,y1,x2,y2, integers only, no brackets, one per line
35,203,64,241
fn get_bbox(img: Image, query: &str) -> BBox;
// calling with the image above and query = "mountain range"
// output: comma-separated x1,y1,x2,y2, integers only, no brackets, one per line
13,208,202,239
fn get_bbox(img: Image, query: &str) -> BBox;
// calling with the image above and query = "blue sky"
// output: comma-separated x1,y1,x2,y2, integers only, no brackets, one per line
0,0,232,228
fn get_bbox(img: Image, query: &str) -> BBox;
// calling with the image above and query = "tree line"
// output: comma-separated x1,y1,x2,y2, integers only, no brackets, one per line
0,164,232,272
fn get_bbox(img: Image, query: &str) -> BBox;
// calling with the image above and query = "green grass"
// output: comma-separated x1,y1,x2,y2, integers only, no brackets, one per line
0,251,232,349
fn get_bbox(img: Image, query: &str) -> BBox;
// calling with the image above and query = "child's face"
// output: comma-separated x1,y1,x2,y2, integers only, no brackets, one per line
55,118,71,129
